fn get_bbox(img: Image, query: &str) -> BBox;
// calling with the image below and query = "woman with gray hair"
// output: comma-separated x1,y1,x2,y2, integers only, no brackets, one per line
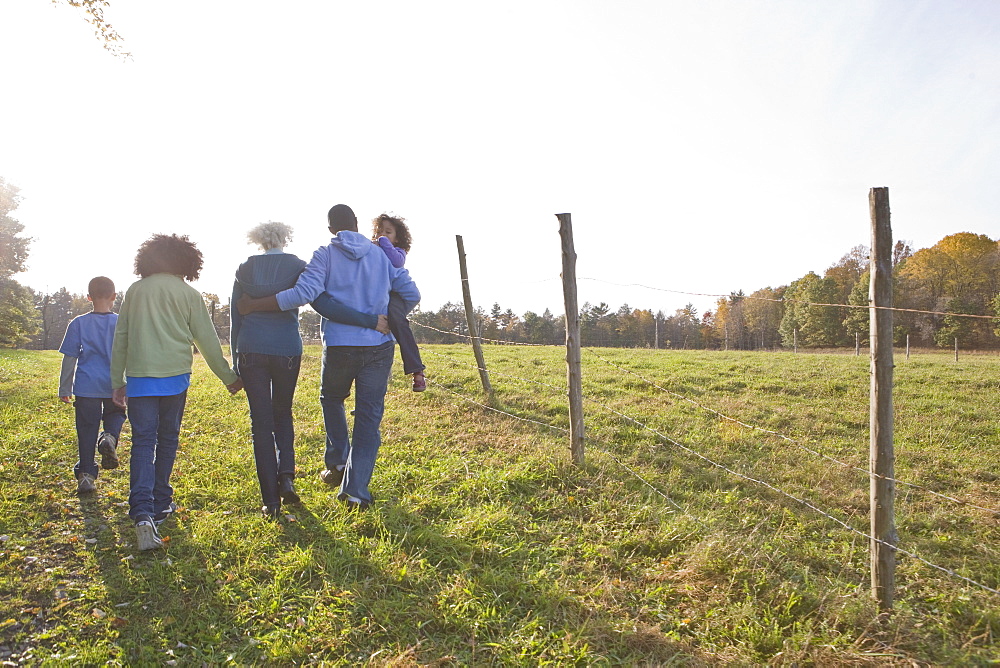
231,221,307,518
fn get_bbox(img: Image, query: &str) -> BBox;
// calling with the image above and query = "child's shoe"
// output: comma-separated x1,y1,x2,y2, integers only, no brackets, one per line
97,432,119,469
153,501,178,526
261,505,281,520
76,473,96,495
412,371,427,392
135,516,163,551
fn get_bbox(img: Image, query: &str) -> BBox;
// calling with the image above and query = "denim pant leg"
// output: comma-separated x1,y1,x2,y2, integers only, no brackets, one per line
100,399,127,441
241,353,301,507
271,355,301,478
152,393,186,514
320,347,359,472
127,392,186,520
388,292,424,375
340,342,393,505
73,397,102,479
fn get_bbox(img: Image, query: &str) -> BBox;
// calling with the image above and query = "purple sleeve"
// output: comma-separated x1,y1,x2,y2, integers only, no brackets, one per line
377,236,407,268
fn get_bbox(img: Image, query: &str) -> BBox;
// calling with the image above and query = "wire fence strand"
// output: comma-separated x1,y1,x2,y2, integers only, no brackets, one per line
582,348,1000,516
422,357,1000,597
578,276,1000,320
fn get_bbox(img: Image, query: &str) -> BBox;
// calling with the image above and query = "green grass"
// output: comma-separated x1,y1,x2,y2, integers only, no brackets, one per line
1,345,999,665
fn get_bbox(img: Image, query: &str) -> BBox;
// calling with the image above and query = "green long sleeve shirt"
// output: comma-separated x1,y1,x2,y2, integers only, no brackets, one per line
110,273,239,389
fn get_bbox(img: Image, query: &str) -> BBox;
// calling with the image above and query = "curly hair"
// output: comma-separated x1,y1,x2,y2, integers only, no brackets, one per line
133,233,204,281
370,213,412,252
247,221,294,251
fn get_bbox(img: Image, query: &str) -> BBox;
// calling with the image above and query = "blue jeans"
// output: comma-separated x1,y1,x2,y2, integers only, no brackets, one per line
388,292,424,375
73,397,126,479
320,342,394,505
127,392,187,520
238,352,301,507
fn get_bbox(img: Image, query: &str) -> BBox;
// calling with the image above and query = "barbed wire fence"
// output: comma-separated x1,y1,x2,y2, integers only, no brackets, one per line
405,324,1000,600
292,195,999,611
386,198,997,610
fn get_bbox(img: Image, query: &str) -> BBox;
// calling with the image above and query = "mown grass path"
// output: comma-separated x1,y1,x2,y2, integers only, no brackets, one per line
1,346,998,665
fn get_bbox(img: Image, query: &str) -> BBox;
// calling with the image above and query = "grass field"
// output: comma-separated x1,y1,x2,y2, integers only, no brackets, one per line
1,344,998,665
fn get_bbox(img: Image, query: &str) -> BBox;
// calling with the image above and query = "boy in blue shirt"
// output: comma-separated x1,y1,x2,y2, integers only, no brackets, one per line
58,276,126,494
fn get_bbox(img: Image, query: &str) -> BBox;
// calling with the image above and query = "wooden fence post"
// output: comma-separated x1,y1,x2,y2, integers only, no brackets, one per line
955,337,959,362
557,213,585,467
906,334,910,361
456,235,493,398
794,328,798,353
869,186,896,611
855,332,860,357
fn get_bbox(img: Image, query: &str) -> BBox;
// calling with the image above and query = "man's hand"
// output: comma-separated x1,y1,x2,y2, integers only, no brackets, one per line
112,386,127,408
376,314,390,334
236,294,255,316
227,378,244,395
60,396,72,404
237,294,280,315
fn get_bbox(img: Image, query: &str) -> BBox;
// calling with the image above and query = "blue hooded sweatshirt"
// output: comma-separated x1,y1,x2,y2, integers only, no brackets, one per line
231,251,307,356
275,230,420,347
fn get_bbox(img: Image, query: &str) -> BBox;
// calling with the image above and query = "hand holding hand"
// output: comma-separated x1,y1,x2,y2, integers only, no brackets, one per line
60,396,72,404
227,378,244,395
376,314,390,335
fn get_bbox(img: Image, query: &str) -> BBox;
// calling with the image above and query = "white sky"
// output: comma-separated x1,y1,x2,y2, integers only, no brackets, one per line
3,0,999,318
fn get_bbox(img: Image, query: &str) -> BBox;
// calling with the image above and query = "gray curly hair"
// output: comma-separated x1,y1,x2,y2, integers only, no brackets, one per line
247,221,294,251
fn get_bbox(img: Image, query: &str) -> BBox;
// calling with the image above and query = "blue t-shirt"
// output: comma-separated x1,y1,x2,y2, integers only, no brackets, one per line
126,374,191,398
59,312,118,398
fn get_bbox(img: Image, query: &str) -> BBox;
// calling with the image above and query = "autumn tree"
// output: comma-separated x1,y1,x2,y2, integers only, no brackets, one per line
825,245,869,305
896,233,998,346
743,286,785,349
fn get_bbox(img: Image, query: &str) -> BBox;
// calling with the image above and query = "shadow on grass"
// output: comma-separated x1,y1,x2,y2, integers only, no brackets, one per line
323,496,716,666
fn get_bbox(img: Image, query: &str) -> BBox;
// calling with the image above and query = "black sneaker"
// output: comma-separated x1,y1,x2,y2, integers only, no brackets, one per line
320,468,344,487
135,515,163,551
153,501,178,526
278,475,300,505
261,505,281,520
97,432,119,469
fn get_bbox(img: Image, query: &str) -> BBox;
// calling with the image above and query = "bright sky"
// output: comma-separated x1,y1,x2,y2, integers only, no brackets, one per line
3,0,999,318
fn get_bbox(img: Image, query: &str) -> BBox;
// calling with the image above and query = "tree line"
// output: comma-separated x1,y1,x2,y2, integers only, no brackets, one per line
3,177,998,351
408,233,1000,350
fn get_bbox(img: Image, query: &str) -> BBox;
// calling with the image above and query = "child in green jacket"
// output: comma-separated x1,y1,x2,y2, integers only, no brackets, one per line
111,234,243,551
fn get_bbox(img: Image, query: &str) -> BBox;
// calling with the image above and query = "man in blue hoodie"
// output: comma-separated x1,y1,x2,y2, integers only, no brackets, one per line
238,204,420,510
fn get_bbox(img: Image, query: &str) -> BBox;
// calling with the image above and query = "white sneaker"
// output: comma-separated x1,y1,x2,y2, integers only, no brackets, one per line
76,473,96,495
135,516,163,551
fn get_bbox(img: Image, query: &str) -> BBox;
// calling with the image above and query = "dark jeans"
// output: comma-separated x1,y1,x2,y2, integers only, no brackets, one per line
238,352,301,507
73,397,126,479
127,392,187,520
320,341,394,505
388,292,424,375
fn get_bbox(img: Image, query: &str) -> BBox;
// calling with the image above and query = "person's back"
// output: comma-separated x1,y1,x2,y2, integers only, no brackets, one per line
61,310,118,398
233,252,306,356
111,234,242,551
231,221,308,519
276,228,418,346
58,276,125,494
268,203,419,510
